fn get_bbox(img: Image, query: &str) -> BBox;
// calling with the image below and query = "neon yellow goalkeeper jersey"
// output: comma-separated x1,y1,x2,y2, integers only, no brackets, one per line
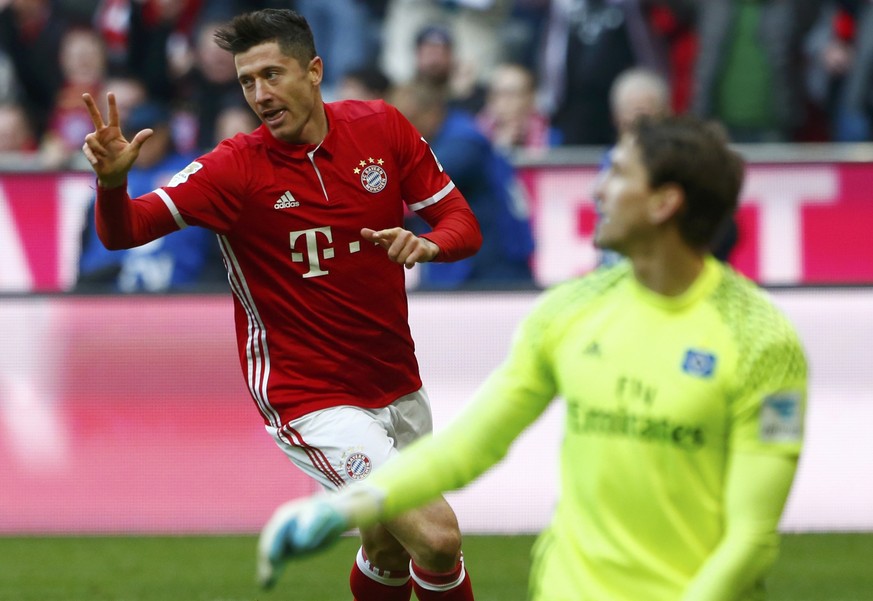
369,257,807,600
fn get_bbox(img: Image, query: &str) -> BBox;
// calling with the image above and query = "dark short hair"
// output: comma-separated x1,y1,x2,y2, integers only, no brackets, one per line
629,115,744,250
213,9,316,66
415,25,453,48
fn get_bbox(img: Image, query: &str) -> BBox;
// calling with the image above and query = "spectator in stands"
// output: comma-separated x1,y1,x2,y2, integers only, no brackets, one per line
645,2,698,114
392,80,535,289
0,0,66,138
123,0,203,103
336,65,393,101
40,26,109,168
0,102,37,153
101,74,149,124
813,1,873,141
176,19,249,151
295,0,384,100
477,62,562,153
502,0,552,70
539,0,670,146
213,103,260,142
77,101,224,293
689,0,821,143
412,24,488,114
381,0,513,90
609,67,672,136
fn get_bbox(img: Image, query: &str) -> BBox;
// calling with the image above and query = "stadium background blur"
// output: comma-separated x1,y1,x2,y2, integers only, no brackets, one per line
1,1,872,599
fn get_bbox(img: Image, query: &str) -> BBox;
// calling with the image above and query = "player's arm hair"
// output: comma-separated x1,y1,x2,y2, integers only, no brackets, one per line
679,450,799,601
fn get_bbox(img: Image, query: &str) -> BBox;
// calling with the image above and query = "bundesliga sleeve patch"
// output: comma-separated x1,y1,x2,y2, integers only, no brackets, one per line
759,391,803,443
167,161,203,188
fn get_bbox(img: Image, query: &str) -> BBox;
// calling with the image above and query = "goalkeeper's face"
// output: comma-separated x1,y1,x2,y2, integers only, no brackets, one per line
592,136,655,254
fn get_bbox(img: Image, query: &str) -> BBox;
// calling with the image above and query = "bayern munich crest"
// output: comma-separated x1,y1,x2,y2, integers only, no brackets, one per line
354,158,388,193
345,452,372,480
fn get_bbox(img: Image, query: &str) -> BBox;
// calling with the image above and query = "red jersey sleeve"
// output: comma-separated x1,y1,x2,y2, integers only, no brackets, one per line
94,140,250,249
95,183,179,250
155,140,250,234
385,103,482,262
417,197,482,263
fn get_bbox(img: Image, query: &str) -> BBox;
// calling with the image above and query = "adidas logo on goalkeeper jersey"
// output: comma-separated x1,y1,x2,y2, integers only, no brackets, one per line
274,191,300,209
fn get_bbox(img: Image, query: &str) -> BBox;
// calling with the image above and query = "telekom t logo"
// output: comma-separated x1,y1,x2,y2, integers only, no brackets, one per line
289,226,361,278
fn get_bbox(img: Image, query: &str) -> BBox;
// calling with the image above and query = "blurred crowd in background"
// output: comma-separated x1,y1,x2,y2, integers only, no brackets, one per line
1,0,871,293
1,0,872,166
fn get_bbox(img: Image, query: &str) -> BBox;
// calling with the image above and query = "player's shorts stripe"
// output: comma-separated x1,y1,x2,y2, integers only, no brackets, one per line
407,181,456,212
282,426,345,488
218,235,280,427
154,189,189,229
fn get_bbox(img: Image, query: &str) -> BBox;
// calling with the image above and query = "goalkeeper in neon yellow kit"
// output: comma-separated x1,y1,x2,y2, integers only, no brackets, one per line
258,115,807,601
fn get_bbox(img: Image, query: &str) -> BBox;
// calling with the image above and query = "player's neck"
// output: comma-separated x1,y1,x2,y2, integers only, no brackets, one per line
300,103,328,145
629,243,705,297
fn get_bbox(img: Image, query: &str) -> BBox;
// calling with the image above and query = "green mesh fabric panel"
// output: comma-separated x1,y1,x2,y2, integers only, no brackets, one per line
710,268,807,403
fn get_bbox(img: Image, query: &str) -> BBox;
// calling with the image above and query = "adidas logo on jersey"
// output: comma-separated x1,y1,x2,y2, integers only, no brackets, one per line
274,191,300,209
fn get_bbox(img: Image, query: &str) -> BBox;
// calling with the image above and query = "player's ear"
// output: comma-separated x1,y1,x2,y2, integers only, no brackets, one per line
649,183,684,225
308,56,324,86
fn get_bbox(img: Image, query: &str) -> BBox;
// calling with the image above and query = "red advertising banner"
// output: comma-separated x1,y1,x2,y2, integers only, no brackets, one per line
2,291,872,534
0,173,94,292
520,162,873,287
0,164,871,292
0,296,316,534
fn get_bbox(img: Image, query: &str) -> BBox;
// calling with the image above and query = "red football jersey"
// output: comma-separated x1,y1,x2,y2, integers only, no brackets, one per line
108,100,480,426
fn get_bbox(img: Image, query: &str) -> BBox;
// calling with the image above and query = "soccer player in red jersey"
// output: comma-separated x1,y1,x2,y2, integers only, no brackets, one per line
81,9,481,601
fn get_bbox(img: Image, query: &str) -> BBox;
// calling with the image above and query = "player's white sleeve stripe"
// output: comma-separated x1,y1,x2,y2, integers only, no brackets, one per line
218,235,280,427
154,189,188,229
407,181,456,212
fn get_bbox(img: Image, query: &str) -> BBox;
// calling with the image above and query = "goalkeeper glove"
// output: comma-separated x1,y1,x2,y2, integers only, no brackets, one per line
256,485,384,589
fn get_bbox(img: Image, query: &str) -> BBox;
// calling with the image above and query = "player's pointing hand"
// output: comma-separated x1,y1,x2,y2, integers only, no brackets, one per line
81,92,154,189
361,227,440,269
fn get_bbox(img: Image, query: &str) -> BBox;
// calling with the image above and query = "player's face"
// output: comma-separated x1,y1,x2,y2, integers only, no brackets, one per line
593,136,654,253
235,41,325,144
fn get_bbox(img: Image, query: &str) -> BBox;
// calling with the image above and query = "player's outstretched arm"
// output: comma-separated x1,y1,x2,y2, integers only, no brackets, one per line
81,92,153,189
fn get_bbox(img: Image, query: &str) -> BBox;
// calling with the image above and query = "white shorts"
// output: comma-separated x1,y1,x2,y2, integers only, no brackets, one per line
266,388,433,490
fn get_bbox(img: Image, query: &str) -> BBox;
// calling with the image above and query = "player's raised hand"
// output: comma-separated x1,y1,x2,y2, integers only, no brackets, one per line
362,227,440,268
257,497,350,589
81,92,154,188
